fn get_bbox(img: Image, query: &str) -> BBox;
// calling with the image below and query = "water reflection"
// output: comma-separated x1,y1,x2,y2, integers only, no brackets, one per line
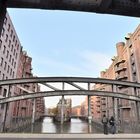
42,117,102,133
42,117,57,133
7,117,140,133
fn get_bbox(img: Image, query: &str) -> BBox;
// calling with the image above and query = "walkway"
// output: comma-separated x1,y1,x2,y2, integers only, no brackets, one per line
0,134,140,140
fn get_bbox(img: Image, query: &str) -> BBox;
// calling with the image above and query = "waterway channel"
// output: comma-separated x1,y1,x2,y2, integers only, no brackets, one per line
13,117,140,133
20,117,103,133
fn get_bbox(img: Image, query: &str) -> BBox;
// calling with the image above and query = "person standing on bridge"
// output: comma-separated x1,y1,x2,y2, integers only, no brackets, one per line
101,114,108,134
109,116,116,134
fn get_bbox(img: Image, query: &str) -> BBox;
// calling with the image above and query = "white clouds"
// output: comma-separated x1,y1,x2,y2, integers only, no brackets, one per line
79,50,112,76
33,49,112,78
40,50,112,108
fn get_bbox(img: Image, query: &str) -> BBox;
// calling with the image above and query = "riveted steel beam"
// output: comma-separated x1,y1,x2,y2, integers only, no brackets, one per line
0,77,140,88
0,90,140,104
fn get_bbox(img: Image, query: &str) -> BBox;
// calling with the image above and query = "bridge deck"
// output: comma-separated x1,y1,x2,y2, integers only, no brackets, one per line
0,134,140,140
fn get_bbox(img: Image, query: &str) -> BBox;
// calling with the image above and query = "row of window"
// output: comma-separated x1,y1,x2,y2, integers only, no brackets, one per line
0,60,15,78
0,42,18,60
0,86,9,109
3,16,14,39
0,54,17,68
129,45,137,82
1,28,20,51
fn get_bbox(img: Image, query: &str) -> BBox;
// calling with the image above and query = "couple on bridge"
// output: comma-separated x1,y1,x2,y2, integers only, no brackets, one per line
102,115,116,135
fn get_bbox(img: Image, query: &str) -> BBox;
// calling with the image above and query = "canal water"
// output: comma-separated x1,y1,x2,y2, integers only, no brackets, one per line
10,117,140,133
41,117,102,133
21,117,103,133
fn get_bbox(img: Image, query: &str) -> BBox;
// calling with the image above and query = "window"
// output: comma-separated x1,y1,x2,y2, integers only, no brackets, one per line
10,30,13,37
1,28,5,36
4,17,7,25
10,68,12,76
5,34,8,42
12,58,14,66
6,50,9,58
7,65,10,73
15,53,18,59
0,57,3,66
13,35,15,42
3,45,6,54
4,62,7,70
3,88,7,97
13,49,16,56
2,74,5,80
14,62,16,68
8,40,11,47
9,55,11,62
17,44,19,50
12,71,15,78
8,24,10,31
15,40,17,46
11,45,13,52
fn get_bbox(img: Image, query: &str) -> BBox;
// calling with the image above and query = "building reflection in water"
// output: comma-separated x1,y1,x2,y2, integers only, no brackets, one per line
41,117,101,133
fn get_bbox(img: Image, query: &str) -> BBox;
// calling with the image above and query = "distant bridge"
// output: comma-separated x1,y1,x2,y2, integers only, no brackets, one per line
43,114,87,119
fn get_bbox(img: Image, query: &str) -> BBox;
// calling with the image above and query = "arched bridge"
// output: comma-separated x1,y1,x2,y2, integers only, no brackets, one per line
0,77,140,104
0,77,140,133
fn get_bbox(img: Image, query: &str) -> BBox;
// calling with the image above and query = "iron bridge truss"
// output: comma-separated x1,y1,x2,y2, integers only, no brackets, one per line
0,77,140,104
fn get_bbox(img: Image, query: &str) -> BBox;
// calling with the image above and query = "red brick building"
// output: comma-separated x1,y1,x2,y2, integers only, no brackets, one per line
91,25,140,131
0,12,45,131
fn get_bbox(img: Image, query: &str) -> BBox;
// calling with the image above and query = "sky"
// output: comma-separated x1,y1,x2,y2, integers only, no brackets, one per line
7,8,140,107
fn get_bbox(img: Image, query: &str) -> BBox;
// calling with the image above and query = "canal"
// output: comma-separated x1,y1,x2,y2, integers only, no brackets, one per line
20,117,103,133
7,117,140,133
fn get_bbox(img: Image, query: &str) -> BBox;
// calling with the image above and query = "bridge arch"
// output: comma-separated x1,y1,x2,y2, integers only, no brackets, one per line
0,90,140,104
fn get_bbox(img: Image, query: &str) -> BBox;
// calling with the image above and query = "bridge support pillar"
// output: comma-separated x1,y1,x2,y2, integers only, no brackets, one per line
134,88,140,123
1,85,10,132
88,95,92,124
136,101,140,123
112,85,118,133
88,83,92,124
61,95,65,124
32,98,36,124
61,83,65,124
0,0,7,37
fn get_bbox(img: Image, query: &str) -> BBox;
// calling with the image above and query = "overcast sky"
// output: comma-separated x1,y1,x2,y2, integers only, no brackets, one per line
7,8,140,107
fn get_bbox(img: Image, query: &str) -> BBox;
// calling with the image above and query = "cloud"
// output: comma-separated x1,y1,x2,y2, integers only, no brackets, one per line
37,50,112,107
32,50,112,77
79,50,112,76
